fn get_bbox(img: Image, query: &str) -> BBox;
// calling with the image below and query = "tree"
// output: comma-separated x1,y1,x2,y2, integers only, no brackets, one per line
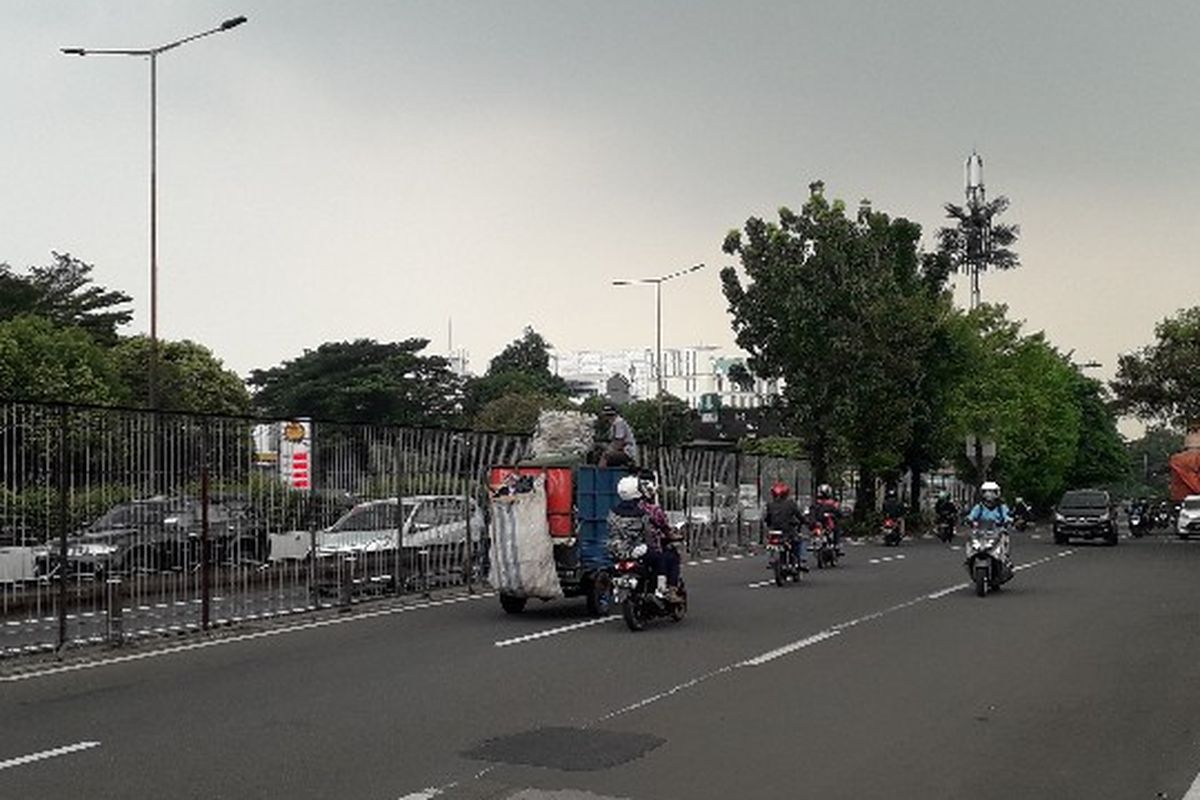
1112,306,1200,430
112,337,250,416
249,338,462,426
947,306,1085,509
1063,375,1129,491
622,395,692,450
471,392,572,435
720,183,931,514
0,253,133,345
726,362,756,392
1118,426,1183,498
464,327,571,420
0,315,123,405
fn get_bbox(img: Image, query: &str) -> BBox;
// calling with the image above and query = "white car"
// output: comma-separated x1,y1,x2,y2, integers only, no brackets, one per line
268,495,483,561
1177,495,1200,539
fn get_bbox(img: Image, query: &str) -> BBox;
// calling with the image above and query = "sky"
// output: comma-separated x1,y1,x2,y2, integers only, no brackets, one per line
4,1,1198,409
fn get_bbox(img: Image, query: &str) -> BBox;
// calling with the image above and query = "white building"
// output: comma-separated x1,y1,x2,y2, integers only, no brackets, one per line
551,346,782,410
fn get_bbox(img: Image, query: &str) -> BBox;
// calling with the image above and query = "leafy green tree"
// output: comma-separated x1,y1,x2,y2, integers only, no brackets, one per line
1063,375,1129,491
1112,307,1200,430
471,392,572,435
465,327,571,420
0,315,123,404
622,395,692,450
947,307,1084,508
721,183,932,514
726,362,756,392
249,338,462,426
0,253,133,345
112,336,250,416
1117,426,1183,499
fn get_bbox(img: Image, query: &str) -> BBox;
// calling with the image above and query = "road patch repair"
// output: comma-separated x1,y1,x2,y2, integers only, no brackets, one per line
463,726,664,772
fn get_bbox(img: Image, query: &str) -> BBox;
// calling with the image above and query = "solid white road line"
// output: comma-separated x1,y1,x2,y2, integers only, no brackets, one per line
738,631,842,666
1183,766,1200,800
2,593,495,684
0,741,100,771
748,580,774,589
493,616,617,648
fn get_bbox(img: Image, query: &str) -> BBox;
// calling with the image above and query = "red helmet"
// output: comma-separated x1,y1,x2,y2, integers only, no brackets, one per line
770,481,790,498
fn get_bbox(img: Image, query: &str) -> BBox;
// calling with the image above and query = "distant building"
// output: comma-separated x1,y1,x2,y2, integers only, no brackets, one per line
552,346,782,410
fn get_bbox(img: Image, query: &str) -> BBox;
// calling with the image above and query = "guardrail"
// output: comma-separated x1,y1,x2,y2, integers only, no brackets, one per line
0,401,809,657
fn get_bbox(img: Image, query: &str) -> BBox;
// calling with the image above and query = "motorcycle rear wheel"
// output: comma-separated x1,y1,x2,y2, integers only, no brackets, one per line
622,597,647,631
773,558,785,586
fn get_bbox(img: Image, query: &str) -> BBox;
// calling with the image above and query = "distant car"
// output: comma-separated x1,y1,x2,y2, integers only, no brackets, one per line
268,495,484,561
1176,495,1200,539
1053,489,1118,546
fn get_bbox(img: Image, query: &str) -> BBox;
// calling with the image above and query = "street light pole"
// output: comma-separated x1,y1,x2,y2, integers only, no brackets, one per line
62,15,247,410
612,263,705,446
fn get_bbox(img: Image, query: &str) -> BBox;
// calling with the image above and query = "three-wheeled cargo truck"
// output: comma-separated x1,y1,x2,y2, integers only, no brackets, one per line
487,464,632,616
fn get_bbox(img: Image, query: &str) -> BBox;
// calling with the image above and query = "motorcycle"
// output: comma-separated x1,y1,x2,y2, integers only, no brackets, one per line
611,543,687,631
935,513,956,544
964,521,1013,597
766,530,803,586
1129,511,1148,538
881,516,903,547
811,522,839,568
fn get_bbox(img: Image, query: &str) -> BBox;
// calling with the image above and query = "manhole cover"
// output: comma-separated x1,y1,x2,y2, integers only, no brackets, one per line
463,726,665,772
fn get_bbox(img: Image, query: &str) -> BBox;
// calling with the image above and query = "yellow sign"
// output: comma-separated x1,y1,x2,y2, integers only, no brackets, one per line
283,421,308,443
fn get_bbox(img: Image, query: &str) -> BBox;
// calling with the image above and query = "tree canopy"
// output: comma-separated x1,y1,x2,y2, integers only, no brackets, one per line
0,315,123,405
1112,306,1200,430
112,336,250,416
249,338,462,426
0,253,133,345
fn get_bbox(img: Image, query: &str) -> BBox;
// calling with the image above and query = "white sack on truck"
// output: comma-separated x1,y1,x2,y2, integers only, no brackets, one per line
489,475,563,599
528,409,596,463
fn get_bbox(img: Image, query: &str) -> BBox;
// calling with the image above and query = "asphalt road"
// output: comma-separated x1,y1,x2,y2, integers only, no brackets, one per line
2,528,1200,799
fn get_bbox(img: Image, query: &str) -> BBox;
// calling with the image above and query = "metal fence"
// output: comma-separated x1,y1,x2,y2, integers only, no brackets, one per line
0,401,811,658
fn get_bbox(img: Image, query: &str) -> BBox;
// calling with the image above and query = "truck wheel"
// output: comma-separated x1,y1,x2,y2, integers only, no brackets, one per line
585,572,613,617
499,593,527,614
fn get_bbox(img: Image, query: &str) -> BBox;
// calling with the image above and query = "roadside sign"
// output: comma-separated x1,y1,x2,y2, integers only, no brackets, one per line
966,435,996,475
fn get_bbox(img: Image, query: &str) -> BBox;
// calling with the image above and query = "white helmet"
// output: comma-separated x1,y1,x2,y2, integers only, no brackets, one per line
617,475,642,501
980,481,1001,504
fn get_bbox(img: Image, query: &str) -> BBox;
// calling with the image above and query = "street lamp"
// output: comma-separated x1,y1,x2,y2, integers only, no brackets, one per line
62,15,248,409
612,263,705,446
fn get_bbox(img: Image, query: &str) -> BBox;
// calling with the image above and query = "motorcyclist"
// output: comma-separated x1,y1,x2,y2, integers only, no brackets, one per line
935,491,958,521
764,481,808,572
808,483,844,556
608,474,681,602
967,480,1013,568
934,490,958,541
881,486,906,538
1012,496,1033,527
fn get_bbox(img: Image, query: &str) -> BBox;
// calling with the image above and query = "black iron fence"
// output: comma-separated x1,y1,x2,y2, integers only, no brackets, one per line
0,401,810,658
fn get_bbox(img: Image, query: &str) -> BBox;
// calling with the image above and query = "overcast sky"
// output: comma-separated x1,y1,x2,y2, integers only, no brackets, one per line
5,1,1197,398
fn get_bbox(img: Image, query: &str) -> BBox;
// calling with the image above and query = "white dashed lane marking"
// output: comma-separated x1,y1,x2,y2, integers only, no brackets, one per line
0,741,101,771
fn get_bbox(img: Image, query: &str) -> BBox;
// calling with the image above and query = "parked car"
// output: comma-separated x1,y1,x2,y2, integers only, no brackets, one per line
1176,495,1200,539
268,495,484,561
34,497,260,577
1053,489,1118,546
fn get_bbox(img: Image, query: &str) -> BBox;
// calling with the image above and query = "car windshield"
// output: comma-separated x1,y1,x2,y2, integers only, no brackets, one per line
88,501,176,530
1059,491,1108,509
330,503,403,532
1185,498,1200,511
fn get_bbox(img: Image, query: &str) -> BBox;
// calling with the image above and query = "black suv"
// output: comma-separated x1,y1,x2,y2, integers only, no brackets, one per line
1053,489,1118,546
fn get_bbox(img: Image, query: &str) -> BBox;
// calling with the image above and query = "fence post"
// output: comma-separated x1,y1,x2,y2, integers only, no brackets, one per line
395,444,407,596
734,453,743,552
106,577,124,647
339,556,355,609
200,461,211,632
55,404,69,656
463,478,475,594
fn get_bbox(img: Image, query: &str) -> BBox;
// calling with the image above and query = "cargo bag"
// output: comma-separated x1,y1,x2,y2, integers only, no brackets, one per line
489,475,563,599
